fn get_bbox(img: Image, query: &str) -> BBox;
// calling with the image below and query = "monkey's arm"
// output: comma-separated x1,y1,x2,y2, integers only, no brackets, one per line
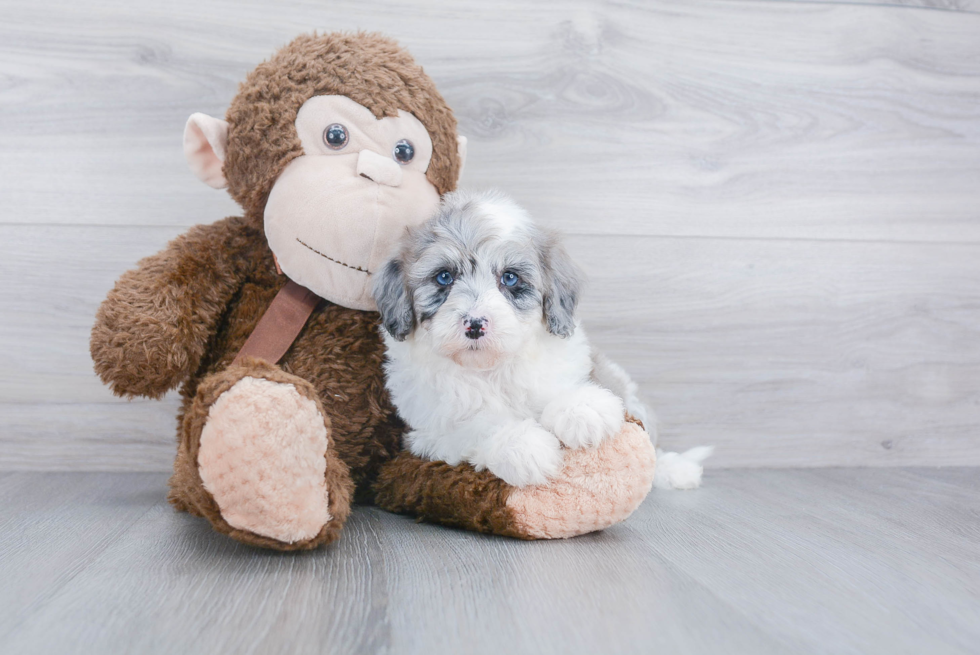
373,417,656,539
90,216,259,398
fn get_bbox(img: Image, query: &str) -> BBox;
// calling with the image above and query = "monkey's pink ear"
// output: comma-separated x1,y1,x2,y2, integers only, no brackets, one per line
456,135,468,182
183,113,229,189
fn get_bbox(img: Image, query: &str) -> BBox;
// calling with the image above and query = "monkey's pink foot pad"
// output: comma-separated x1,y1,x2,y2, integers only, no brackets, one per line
507,421,657,539
197,376,331,544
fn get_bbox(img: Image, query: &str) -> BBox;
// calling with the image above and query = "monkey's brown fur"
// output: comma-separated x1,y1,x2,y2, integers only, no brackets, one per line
375,454,524,538
91,33,529,549
91,32,654,550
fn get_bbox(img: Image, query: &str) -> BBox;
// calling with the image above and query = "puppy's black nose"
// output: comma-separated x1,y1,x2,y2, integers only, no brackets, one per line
464,318,485,340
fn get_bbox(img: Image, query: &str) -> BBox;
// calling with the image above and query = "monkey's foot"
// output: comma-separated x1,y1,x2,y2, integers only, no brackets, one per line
169,358,352,550
506,419,656,538
373,418,656,540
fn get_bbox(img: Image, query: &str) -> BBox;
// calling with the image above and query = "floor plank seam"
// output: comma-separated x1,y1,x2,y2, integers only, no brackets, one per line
0,498,169,642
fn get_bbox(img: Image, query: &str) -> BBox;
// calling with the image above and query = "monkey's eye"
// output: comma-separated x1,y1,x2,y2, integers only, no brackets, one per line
323,124,348,150
501,271,520,288
393,139,415,164
435,270,454,286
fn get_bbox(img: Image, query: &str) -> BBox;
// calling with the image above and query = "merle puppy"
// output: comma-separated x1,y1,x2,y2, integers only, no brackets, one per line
371,190,671,487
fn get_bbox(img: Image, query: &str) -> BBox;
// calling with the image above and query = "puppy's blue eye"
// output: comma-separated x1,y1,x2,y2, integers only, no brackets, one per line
436,270,454,286
501,271,519,287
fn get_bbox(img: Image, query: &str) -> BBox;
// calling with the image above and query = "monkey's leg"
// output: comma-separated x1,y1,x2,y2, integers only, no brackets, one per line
373,418,656,539
168,358,353,550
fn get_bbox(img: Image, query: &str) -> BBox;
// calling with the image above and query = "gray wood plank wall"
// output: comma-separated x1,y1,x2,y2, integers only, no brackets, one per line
1,0,978,471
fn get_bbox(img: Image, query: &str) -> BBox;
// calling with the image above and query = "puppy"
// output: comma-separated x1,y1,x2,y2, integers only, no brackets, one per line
371,190,635,487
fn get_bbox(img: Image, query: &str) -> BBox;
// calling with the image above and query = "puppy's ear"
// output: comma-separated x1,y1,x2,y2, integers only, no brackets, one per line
373,259,415,340
539,233,584,338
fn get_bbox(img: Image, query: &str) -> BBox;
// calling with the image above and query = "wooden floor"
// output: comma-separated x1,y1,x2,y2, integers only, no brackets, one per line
0,468,976,654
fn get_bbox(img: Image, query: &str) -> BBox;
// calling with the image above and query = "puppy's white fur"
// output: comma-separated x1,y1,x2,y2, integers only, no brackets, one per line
374,191,708,488
384,316,621,486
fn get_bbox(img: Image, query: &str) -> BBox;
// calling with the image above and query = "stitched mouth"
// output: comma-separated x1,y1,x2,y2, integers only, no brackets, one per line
296,237,371,275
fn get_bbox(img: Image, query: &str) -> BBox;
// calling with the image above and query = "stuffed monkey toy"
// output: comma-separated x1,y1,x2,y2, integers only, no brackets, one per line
90,32,657,551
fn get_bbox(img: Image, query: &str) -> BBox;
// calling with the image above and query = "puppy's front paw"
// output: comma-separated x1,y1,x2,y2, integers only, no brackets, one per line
541,385,625,449
476,419,563,487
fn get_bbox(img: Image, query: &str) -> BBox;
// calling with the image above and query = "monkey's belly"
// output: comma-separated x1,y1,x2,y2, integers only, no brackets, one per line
284,302,404,491
184,274,403,497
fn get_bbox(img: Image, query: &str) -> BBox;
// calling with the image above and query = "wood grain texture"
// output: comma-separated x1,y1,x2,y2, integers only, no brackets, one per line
2,225,978,469
767,0,980,14
1,469,977,654
1,0,979,469
1,0,978,241
778,0,980,13
0,473,165,639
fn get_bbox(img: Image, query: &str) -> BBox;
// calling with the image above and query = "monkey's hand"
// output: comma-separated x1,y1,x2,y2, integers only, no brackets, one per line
90,216,256,398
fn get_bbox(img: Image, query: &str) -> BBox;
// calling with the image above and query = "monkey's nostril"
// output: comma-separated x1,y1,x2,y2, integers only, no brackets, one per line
356,150,403,187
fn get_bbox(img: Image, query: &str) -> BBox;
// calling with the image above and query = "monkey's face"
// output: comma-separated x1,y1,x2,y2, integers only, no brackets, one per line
183,34,466,311
263,96,441,310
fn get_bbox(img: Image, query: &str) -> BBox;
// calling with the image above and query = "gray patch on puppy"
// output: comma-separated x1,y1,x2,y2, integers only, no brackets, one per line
535,231,582,338
372,259,414,341
374,190,584,339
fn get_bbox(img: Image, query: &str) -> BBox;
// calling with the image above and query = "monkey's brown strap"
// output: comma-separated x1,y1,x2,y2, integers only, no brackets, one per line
232,280,321,366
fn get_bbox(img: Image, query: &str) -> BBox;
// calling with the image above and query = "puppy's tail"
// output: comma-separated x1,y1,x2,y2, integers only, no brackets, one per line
653,446,714,490
591,351,713,490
